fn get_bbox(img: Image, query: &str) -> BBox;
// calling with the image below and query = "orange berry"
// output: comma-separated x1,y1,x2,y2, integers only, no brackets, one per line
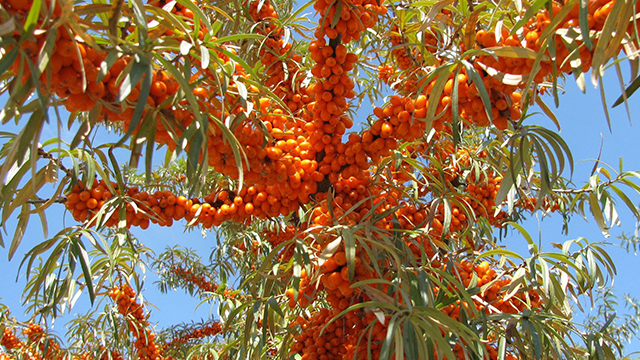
333,251,347,266
86,198,98,209
67,192,80,205
79,190,91,202
380,122,393,138
150,80,167,98
245,202,255,214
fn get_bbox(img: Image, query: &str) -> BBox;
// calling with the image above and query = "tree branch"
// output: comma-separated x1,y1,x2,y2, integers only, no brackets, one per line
26,197,67,204
37,146,73,178
536,178,620,194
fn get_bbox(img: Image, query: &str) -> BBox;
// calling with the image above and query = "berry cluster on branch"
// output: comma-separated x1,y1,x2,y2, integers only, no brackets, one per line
109,285,162,360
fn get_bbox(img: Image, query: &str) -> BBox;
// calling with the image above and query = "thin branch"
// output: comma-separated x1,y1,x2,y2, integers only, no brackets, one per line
37,146,73,178
26,197,67,204
536,178,619,194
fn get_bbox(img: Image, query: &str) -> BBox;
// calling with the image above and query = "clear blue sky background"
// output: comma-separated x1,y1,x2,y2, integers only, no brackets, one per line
1,60,640,356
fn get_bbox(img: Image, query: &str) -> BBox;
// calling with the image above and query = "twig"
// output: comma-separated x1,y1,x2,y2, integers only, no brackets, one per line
37,146,73,178
26,197,67,204
536,178,619,194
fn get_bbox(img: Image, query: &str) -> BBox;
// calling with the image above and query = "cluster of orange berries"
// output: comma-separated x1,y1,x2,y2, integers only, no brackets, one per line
425,138,474,184
285,269,319,308
99,350,124,360
342,312,392,359
378,25,438,83
291,308,406,360
264,224,298,261
22,323,45,343
422,141,513,230
459,69,522,129
65,179,118,226
321,175,377,225
2,0,61,82
389,25,418,71
320,250,375,303
368,94,431,155
380,26,437,91
422,136,563,233
171,266,243,300
312,0,386,43
464,172,508,227
162,322,222,350
1,328,22,350
192,96,321,222
304,0,387,189
433,202,469,233
287,0,454,355
289,308,352,360
0,322,65,360
421,66,522,130
202,103,325,219
296,257,541,359
0,290,221,360
26,323,64,359
288,147,548,359
139,0,322,218
8,11,184,124
385,0,633,132
2,0,231,148
228,0,333,221
1,326,45,360
247,1,282,35
474,29,543,77
64,176,307,228
248,1,311,113
519,0,628,74
109,284,162,360
440,260,542,320
305,39,360,177
518,196,561,213
377,64,394,83
3,0,325,226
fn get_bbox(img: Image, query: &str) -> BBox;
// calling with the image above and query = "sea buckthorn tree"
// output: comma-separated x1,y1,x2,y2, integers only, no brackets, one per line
1,0,640,359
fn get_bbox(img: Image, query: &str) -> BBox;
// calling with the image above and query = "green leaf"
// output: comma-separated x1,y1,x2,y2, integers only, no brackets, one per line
379,312,401,360
590,0,625,86
609,184,640,220
588,192,609,237
612,74,640,108
22,0,42,34
463,60,493,122
578,0,594,50
426,64,454,121
486,45,547,60
71,238,95,304
0,47,19,79
403,319,419,360
9,205,29,260
125,58,153,135
506,221,533,247
494,148,520,207
344,228,356,281
535,96,560,131
4,165,47,231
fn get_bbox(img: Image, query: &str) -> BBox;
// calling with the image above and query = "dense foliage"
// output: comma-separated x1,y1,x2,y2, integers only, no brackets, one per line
1,0,640,359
